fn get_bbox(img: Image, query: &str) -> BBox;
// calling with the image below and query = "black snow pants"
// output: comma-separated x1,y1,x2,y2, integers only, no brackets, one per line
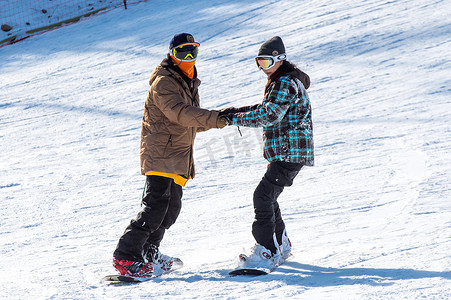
113,175,182,262
252,161,303,254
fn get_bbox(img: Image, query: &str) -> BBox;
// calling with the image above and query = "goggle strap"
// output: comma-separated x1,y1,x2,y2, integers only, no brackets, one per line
256,53,287,61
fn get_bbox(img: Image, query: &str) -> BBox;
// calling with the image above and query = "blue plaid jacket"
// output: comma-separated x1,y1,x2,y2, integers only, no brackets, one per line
230,67,314,166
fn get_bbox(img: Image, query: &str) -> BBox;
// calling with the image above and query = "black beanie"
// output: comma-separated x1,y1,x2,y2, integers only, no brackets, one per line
258,36,286,56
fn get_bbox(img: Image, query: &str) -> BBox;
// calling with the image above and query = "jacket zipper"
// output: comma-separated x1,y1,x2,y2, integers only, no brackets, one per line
187,81,196,178
187,128,194,177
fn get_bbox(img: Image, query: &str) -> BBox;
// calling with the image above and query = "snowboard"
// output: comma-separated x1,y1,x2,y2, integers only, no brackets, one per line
102,274,151,283
229,268,269,276
103,258,183,283
229,254,291,276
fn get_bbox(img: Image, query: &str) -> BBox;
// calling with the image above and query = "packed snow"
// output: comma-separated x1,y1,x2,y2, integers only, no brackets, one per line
0,0,450,299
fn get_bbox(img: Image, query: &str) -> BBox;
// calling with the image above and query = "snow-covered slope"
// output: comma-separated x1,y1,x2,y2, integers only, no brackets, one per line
0,0,126,44
0,0,450,298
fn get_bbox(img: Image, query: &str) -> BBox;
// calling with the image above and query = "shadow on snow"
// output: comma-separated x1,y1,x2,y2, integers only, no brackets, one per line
159,262,451,287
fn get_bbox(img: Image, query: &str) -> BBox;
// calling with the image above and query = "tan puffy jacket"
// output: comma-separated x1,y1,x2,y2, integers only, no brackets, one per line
140,57,219,179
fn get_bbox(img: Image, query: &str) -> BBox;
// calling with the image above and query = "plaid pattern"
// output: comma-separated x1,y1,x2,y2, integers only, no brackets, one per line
231,75,314,166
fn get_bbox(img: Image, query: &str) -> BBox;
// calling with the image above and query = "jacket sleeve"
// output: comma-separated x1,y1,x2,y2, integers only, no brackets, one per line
230,76,298,128
151,76,219,129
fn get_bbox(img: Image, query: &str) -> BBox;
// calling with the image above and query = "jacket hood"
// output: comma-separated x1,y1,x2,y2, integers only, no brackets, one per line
267,61,310,91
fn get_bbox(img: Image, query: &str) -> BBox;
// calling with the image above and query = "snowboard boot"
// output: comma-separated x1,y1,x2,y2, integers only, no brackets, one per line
145,244,181,272
238,244,281,270
279,229,292,260
113,259,154,277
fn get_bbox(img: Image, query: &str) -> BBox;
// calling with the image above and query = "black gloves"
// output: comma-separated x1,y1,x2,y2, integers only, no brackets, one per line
218,107,239,116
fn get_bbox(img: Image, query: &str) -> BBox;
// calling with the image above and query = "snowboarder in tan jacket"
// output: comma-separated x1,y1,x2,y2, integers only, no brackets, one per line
113,33,227,278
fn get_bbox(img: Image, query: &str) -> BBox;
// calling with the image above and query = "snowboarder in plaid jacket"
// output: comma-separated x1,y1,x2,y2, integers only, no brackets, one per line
219,36,314,262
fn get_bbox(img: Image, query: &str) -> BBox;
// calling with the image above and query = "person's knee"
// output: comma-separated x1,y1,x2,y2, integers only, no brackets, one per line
266,161,302,186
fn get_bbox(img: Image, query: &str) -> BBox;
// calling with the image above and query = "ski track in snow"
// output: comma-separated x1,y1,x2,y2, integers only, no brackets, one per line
1,0,450,299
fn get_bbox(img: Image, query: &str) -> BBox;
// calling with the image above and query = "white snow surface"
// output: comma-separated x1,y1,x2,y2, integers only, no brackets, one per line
1,0,450,299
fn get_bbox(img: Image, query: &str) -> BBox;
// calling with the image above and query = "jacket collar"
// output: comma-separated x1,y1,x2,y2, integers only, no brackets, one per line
265,61,310,93
161,55,198,86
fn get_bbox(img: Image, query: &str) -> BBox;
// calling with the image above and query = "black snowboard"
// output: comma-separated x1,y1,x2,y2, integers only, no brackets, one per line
102,274,148,283
229,253,292,276
229,268,268,276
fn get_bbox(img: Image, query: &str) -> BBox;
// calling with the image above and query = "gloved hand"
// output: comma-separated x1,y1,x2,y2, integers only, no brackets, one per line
216,115,232,128
218,107,240,116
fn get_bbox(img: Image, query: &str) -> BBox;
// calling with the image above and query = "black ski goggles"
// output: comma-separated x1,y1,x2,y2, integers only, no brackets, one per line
170,44,199,61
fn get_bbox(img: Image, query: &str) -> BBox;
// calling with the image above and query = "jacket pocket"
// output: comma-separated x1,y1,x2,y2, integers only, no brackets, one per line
144,133,172,159
164,135,172,155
